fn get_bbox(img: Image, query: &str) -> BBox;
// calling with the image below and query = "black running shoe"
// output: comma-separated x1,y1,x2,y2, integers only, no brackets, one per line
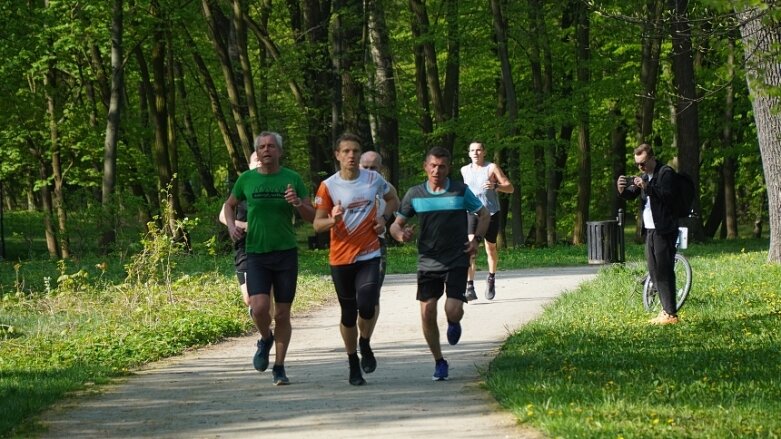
253,332,274,372
359,337,377,374
272,365,290,385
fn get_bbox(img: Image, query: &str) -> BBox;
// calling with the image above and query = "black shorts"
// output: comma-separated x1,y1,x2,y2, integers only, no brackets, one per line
467,212,500,244
235,247,248,285
245,248,298,303
417,267,468,302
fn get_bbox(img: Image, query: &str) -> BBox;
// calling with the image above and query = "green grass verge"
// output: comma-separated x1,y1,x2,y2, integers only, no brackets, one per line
1,231,777,437
486,245,781,438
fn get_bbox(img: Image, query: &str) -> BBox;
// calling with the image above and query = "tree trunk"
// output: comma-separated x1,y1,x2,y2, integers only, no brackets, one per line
668,0,703,241
174,60,219,197
409,0,454,152
528,0,547,246
332,0,371,140
409,3,433,141
738,5,781,263
232,0,261,136
150,0,184,238
572,0,591,245
636,0,663,144
490,0,523,246
44,52,69,259
610,103,629,218
202,0,253,160
366,0,400,187
722,33,738,239
186,38,246,175
29,138,59,258
287,0,335,187
101,0,123,250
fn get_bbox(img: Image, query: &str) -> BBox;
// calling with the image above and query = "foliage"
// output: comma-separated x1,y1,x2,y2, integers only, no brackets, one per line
487,245,781,438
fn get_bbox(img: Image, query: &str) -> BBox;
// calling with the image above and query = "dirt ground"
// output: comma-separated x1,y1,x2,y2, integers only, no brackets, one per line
38,266,598,439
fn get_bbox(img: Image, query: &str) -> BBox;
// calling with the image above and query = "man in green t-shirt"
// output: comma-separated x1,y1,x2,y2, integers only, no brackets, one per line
222,131,315,385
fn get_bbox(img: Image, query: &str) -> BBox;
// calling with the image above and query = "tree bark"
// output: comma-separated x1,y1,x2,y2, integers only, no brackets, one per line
738,4,781,262
202,0,253,160
29,138,59,258
232,0,261,136
100,0,123,251
332,0,371,140
636,0,663,144
366,0,400,187
722,33,738,239
668,0,703,240
174,60,219,197
490,0,523,246
44,41,69,259
572,0,591,245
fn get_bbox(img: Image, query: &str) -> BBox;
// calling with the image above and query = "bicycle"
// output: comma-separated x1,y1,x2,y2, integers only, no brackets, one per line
641,227,692,312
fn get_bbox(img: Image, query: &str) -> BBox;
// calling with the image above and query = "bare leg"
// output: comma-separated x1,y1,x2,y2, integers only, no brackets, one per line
467,233,477,281
273,302,292,365
485,241,498,274
444,297,465,324
420,299,442,360
248,293,273,340
240,283,250,307
357,305,380,340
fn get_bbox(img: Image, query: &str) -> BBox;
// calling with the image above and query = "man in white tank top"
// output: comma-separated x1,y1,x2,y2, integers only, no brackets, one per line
460,141,514,301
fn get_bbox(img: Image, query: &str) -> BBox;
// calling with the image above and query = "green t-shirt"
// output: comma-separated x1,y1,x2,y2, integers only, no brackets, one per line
231,167,309,254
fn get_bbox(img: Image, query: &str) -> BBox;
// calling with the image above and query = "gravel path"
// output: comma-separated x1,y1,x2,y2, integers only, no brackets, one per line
40,266,598,439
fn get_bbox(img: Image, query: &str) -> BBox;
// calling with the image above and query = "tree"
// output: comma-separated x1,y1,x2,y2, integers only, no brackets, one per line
100,0,124,249
737,3,781,263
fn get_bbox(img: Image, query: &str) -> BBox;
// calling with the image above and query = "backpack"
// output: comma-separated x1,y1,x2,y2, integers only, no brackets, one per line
664,165,695,218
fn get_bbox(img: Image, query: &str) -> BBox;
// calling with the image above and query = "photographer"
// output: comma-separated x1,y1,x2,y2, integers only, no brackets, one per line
617,144,680,325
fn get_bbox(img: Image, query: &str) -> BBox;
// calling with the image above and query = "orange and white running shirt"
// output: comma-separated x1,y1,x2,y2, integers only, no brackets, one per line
314,169,390,266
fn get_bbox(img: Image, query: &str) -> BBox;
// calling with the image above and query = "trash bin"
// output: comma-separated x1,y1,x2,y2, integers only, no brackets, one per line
587,220,624,264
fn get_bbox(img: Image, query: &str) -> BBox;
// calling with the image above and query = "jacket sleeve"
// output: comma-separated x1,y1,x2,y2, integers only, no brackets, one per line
618,184,641,201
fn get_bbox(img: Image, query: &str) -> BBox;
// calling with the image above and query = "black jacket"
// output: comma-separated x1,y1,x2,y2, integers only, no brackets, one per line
619,164,678,234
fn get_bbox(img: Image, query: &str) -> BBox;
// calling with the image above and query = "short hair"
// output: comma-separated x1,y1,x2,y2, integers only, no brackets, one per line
469,141,485,150
426,146,451,163
633,143,654,157
255,131,284,152
334,132,362,151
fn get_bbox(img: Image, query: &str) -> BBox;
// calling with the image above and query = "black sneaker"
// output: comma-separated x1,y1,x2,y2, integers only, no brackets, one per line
464,284,478,302
485,276,496,300
348,353,367,386
359,337,377,374
253,332,274,372
272,365,290,385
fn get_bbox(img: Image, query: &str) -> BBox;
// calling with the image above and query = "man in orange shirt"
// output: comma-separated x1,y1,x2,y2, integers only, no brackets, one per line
314,134,399,385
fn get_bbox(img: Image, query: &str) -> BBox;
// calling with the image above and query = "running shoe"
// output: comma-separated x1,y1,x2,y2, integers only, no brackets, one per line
446,321,462,345
359,337,377,374
485,275,496,300
272,365,290,385
348,353,367,386
432,359,449,381
464,284,478,302
253,332,274,372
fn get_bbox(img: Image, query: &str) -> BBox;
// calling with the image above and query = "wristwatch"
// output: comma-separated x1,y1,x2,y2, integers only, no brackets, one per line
473,235,483,242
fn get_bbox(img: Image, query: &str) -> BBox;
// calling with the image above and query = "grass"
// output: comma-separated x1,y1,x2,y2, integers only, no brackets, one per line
1,206,778,437
486,243,781,438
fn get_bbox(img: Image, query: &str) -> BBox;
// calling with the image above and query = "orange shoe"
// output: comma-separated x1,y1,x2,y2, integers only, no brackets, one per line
649,310,680,325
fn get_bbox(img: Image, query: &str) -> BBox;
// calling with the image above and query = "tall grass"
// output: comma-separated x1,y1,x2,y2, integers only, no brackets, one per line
486,247,781,438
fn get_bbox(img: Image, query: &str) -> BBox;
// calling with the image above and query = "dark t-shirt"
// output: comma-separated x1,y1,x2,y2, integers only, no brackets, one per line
397,178,483,271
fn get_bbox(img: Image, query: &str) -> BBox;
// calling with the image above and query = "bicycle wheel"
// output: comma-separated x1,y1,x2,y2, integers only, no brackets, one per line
642,253,692,312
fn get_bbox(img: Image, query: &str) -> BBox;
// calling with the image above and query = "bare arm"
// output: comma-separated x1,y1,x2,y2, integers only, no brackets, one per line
219,202,247,230
490,164,514,194
382,184,400,221
222,195,244,241
313,201,344,233
389,215,415,243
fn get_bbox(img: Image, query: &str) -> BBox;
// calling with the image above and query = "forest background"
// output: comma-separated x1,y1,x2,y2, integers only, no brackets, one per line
0,0,780,262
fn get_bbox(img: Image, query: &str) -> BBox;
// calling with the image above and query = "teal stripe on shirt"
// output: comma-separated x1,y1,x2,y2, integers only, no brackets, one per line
411,196,465,213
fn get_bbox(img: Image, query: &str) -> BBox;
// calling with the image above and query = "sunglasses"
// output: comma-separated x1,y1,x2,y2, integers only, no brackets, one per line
362,166,378,171
635,160,648,168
